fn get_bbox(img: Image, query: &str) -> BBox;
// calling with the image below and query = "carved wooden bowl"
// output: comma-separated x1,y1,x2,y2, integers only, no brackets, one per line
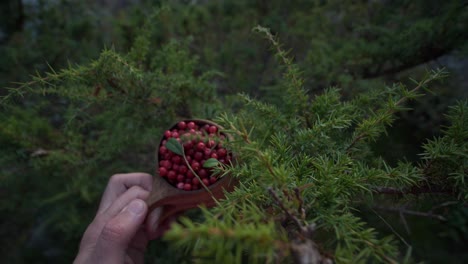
145,119,237,238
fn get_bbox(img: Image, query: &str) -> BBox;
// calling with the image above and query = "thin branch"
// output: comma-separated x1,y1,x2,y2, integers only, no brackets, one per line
371,186,454,196
294,188,306,221
268,187,304,232
373,206,447,222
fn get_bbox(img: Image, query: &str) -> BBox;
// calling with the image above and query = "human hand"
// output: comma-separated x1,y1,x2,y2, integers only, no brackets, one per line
74,173,153,264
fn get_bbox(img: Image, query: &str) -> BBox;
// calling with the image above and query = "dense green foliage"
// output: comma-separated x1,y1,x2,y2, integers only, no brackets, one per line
1,0,467,263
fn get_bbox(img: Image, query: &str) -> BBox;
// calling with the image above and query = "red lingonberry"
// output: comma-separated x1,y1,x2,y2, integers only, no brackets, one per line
177,182,184,189
159,146,168,154
186,170,194,179
204,148,212,158
177,174,185,183
196,142,205,150
183,141,193,150
187,149,195,156
198,169,208,178
167,170,177,180
207,139,216,148
191,161,200,171
210,153,218,159
202,178,210,186
187,121,196,129
178,165,188,174
171,131,179,138
171,155,182,164
192,178,200,185
208,125,217,134
217,148,227,157
159,167,168,177
164,130,172,138
194,151,203,161
172,164,180,172
163,152,172,160
162,160,172,169
209,176,217,184
184,183,192,191
178,121,187,130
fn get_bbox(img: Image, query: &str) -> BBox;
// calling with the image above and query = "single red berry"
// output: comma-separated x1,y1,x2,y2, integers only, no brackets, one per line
217,148,227,157
178,165,188,174
208,125,217,134
209,176,217,184
162,160,172,169
171,155,182,164
197,142,205,151
207,139,216,148
177,182,184,189
163,152,173,160
177,174,185,183
171,131,179,138
187,121,196,129
186,155,192,162
199,169,208,178
178,121,187,130
183,141,193,150
186,149,195,156
210,153,218,159
188,128,196,134
194,151,203,161
167,170,177,180
202,178,210,186
192,178,200,185
184,183,192,191
172,164,180,172
164,130,172,138
191,161,200,171
204,148,212,157
186,170,194,179
159,167,168,177
159,146,168,154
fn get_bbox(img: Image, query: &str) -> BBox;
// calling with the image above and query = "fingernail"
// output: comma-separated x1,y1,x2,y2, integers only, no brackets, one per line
127,199,145,215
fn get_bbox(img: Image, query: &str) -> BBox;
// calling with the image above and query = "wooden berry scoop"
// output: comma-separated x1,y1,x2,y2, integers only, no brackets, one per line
145,119,237,239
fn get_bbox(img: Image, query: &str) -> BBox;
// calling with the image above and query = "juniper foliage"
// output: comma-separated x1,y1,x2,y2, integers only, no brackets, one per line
1,1,467,263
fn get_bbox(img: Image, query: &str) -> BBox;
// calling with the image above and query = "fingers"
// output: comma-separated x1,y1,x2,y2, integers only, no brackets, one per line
100,186,150,221
79,185,150,252
94,199,148,264
98,173,153,213
126,228,149,264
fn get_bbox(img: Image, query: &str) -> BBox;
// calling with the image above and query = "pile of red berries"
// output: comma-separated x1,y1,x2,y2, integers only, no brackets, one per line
158,120,231,191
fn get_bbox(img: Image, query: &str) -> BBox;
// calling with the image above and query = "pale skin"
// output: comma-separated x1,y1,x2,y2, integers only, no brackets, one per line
74,173,163,264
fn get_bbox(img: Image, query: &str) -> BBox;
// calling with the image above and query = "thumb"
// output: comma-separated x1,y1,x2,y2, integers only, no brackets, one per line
95,199,147,264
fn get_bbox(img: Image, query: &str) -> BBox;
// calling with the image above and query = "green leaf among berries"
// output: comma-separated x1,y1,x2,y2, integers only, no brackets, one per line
203,158,220,168
166,138,184,156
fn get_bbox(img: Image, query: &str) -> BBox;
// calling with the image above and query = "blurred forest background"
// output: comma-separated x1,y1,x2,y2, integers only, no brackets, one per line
1,0,467,263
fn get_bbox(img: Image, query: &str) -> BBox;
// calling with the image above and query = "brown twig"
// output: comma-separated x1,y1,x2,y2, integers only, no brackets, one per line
268,187,304,232
373,205,447,222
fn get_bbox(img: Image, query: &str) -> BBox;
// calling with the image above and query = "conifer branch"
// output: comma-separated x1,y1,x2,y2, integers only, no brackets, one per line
346,68,448,153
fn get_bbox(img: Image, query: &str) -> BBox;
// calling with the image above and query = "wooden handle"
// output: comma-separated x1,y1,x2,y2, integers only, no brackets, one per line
145,175,237,238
